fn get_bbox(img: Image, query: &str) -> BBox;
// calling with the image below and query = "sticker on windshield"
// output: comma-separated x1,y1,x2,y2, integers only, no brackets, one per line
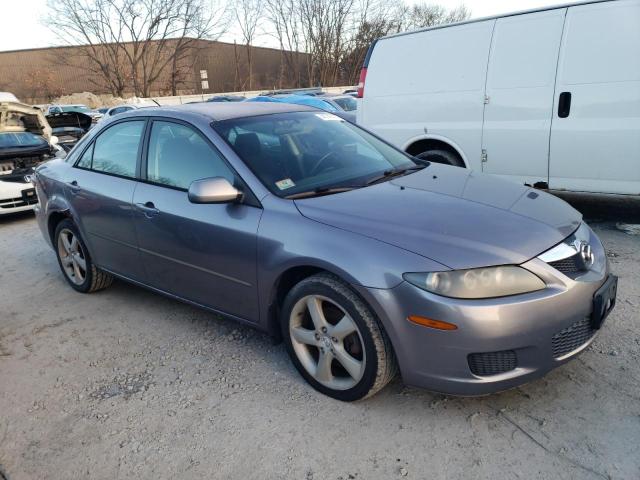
315,113,341,121
275,178,296,190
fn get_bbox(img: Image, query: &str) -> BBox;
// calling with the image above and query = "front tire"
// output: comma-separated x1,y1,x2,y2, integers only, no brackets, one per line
416,148,464,167
54,219,113,293
281,273,397,401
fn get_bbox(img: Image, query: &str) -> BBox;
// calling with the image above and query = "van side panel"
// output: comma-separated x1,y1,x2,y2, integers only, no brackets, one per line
360,21,495,169
549,0,640,194
481,9,566,185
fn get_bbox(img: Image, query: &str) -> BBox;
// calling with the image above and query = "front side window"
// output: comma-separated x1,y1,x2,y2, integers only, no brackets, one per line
146,121,234,190
213,111,415,198
76,121,144,178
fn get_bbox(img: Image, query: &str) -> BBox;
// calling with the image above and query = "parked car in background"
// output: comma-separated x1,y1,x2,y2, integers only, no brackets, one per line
0,92,19,102
206,95,246,102
358,0,640,195
248,94,357,122
45,111,92,152
34,102,616,401
100,103,156,121
1,100,59,214
47,104,103,123
325,94,357,112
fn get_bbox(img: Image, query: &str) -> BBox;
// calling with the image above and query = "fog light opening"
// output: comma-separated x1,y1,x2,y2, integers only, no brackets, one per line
408,315,458,330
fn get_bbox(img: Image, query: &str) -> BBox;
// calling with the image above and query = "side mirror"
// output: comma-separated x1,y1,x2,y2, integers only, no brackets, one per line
188,177,242,204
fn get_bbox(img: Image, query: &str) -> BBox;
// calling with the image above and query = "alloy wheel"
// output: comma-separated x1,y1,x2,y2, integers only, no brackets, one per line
57,228,87,285
289,295,366,390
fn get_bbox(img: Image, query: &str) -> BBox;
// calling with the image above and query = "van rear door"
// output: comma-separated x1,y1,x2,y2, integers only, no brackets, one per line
549,0,640,194
481,8,566,186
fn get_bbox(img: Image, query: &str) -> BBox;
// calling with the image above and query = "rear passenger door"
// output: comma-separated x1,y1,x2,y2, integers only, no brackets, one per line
67,120,146,280
482,8,566,185
549,0,640,194
132,119,263,322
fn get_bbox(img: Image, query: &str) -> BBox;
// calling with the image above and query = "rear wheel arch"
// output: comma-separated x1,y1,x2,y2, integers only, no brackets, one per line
47,210,70,245
405,138,466,167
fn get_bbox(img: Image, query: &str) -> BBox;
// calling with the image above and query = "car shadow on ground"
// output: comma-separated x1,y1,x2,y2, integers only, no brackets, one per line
103,278,585,411
552,191,640,223
0,210,35,225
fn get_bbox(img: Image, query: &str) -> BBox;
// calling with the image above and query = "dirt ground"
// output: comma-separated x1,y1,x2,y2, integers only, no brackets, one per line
0,195,639,480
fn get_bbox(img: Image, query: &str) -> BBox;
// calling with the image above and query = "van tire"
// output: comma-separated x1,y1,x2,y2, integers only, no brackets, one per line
416,149,464,167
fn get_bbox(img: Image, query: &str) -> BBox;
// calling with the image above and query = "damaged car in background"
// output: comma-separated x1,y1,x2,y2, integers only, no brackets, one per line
45,110,92,152
0,100,63,214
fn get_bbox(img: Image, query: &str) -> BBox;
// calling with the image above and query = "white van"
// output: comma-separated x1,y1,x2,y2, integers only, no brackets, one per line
357,0,640,195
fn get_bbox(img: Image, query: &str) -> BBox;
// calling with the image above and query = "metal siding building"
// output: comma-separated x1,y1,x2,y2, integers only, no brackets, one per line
0,39,307,103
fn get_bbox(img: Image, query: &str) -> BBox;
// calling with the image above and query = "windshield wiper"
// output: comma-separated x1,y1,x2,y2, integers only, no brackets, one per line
285,186,359,200
364,164,426,186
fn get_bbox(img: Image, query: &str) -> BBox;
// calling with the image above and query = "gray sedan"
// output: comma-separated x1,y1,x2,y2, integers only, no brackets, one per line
33,103,617,401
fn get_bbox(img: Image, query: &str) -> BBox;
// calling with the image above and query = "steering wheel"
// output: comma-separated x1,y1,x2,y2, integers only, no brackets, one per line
309,151,337,176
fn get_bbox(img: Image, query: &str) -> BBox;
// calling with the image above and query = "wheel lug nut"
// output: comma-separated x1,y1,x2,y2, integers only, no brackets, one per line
332,337,337,343
321,327,327,333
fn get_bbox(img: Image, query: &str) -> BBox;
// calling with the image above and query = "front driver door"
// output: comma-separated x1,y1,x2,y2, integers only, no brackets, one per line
132,119,263,322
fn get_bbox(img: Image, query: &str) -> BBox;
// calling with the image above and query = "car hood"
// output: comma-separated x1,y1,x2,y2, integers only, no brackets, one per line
294,164,582,270
46,112,92,132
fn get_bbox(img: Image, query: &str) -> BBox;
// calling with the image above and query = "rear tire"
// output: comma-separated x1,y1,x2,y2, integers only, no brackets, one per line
281,273,397,401
416,148,464,167
54,219,113,293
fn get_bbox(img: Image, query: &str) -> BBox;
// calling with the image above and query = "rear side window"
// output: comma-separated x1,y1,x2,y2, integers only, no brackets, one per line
146,121,234,189
76,121,144,178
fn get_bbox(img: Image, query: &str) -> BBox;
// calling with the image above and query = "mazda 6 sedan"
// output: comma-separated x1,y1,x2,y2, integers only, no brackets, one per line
33,103,617,401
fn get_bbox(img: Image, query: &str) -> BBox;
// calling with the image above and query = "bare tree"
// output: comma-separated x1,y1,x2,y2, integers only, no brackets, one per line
234,0,263,90
394,2,470,32
46,0,230,98
298,0,356,86
264,0,304,88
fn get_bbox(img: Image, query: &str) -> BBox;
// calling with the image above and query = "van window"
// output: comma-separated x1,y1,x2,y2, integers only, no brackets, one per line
146,121,234,189
560,1,640,84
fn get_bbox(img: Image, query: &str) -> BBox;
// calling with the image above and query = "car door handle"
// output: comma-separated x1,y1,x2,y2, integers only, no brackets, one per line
558,92,571,118
67,180,81,194
135,201,160,217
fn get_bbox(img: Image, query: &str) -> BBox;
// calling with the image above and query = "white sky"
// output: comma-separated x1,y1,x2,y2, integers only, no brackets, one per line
0,0,578,52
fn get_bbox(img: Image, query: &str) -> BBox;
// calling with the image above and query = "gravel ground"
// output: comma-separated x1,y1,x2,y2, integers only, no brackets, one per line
0,195,639,480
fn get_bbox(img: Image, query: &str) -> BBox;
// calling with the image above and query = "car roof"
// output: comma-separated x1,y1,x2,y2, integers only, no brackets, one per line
145,101,315,121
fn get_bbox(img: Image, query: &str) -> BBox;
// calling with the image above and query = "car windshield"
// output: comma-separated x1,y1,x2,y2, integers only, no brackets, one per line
0,132,48,148
213,111,417,198
332,97,357,111
61,105,91,113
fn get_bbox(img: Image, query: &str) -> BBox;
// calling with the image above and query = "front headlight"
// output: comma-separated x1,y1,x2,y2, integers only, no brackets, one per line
403,266,546,299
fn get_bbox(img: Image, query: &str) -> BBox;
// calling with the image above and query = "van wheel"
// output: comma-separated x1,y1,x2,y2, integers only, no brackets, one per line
416,149,464,167
281,273,397,401
54,219,114,293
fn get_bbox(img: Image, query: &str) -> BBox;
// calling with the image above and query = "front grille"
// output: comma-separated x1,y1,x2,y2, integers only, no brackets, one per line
548,254,583,274
552,317,595,358
468,350,517,376
0,197,37,209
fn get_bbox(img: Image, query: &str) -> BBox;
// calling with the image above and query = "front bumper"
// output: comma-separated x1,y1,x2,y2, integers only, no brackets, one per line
357,229,611,396
0,179,37,215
